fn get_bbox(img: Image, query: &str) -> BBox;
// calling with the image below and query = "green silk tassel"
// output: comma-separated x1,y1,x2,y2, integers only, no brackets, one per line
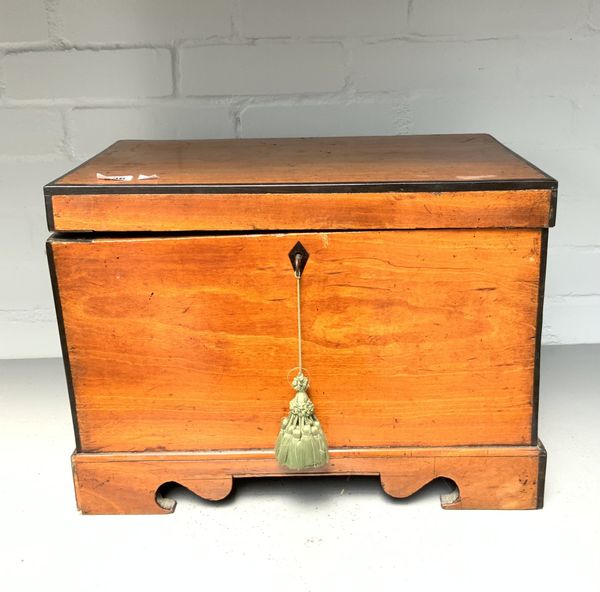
275,243,329,470
275,373,329,470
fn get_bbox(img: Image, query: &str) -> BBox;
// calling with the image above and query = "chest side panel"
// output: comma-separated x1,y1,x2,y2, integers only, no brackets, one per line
50,229,541,452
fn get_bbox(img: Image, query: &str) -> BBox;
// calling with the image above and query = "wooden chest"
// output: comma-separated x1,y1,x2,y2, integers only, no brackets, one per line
45,134,556,513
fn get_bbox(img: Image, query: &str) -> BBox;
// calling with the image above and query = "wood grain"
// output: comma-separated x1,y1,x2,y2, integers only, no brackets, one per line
72,443,546,513
50,229,542,453
49,135,553,187
49,189,553,232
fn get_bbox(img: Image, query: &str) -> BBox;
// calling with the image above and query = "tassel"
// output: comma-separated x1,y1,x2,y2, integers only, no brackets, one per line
275,242,329,470
275,373,329,470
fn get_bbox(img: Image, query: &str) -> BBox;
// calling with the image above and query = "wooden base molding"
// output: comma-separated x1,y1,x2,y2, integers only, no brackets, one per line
72,442,546,514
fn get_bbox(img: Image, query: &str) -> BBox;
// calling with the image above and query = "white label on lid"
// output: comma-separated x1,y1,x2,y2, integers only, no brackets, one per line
96,173,134,181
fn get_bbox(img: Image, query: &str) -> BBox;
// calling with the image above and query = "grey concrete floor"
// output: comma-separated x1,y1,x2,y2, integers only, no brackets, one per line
1,345,598,591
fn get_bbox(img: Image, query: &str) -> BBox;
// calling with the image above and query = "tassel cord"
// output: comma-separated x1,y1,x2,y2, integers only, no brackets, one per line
296,260,302,373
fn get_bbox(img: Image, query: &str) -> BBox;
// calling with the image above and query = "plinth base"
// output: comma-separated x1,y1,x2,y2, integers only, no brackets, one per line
72,441,546,514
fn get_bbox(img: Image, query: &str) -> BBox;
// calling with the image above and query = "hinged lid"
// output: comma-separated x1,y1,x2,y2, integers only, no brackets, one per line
45,134,557,232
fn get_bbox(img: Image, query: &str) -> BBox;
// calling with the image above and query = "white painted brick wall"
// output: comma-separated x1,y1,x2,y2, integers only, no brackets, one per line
59,0,234,43
181,43,346,96
70,105,234,159
240,102,408,138
4,49,173,99
354,40,520,92
0,0,598,357
409,95,575,147
546,250,600,296
588,0,600,29
516,37,600,93
239,0,409,38
0,109,63,155
0,0,48,43
409,0,589,37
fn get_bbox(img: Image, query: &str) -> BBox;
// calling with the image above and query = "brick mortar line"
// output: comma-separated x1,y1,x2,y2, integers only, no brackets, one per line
0,28,598,54
0,94,415,109
549,245,600,252
0,49,5,99
230,0,243,41
59,107,74,159
44,0,61,41
0,41,228,54
546,294,600,301
0,155,76,163
172,43,182,98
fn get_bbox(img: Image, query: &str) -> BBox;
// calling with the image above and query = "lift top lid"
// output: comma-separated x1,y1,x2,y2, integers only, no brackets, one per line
45,134,557,232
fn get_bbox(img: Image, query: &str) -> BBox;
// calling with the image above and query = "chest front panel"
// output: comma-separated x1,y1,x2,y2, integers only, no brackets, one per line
51,228,542,453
